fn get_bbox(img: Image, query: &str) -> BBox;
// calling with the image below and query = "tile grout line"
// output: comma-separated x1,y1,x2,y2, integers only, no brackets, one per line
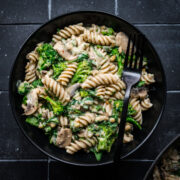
114,0,118,16
0,159,48,162
48,0,52,20
47,157,50,180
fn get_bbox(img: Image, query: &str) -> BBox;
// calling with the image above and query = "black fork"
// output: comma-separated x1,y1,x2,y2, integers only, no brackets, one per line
114,33,145,162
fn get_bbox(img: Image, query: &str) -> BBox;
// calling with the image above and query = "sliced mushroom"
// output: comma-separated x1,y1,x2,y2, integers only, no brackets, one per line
23,87,46,115
131,87,148,99
67,83,81,97
56,128,72,148
53,41,77,61
115,32,134,54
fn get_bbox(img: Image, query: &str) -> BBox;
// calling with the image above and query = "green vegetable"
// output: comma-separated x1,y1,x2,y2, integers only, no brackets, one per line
136,81,145,87
47,117,59,124
93,46,104,57
32,79,43,88
37,43,63,71
109,47,125,77
71,60,92,84
96,121,118,152
18,81,32,95
44,126,52,133
101,28,114,36
41,95,63,115
90,147,103,161
22,95,27,105
26,116,39,127
52,62,67,79
79,89,89,97
88,121,118,153
126,117,142,130
77,53,89,62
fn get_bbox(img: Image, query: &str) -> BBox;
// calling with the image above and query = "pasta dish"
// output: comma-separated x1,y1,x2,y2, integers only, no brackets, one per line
17,23,155,160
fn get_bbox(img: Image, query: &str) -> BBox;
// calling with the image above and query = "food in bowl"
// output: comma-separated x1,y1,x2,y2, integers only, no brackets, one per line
17,23,155,161
152,145,180,180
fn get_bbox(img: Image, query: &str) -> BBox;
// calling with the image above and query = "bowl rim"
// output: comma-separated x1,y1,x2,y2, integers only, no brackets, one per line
9,10,167,166
143,134,180,180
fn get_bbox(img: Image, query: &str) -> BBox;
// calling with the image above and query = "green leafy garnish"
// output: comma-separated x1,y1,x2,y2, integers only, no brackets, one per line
101,28,114,36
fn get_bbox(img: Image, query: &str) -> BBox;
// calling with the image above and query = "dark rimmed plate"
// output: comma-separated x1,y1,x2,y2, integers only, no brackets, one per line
9,11,166,166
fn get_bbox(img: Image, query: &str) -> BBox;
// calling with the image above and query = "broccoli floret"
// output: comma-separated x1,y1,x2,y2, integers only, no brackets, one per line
37,43,63,71
90,147,103,161
71,60,92,84
26,116,39,127
18,81,32,95
109,47,125,77
52,62,67,79
41,95,63,115
95,121,118,152
31,79,43,88
101,28,114,36
126,117,142,130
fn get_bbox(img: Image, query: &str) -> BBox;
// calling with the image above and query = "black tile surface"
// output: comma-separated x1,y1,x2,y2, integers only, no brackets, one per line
0,161,47,180
49,160,152,180
51,0,115,18
0,25,40,91
128,92,180,160
0,92,46,159
116,0,180,23
0,0,48,24
136,25,180,90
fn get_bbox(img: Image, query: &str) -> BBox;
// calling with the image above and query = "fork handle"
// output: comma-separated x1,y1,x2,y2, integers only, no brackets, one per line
114,85,132,163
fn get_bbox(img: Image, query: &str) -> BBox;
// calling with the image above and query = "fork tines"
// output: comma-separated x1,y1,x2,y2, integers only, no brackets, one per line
124,33,145,71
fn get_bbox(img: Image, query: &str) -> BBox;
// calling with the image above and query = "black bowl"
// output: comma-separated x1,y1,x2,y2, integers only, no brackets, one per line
144,135,180,180
9,11,166,166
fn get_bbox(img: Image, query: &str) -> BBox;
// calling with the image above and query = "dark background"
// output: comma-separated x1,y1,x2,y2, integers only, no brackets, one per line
0,0,180,179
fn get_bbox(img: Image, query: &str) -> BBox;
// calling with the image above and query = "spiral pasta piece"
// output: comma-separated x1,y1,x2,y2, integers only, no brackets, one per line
74,112,95,128
55,23,84,41
57,62,77,86
81,74,119,89
59,116,69,127
25,62,37,83
26,51,39,62
99,58,111,73
38,107,54,119
96,85,106,98
130,98,143,124
83,29,115,46
108,63,118,74
141,71,155,85
141,98,153,111
105,80,126,97
113,90,125,100
41,76,70,104
65,137,97,154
